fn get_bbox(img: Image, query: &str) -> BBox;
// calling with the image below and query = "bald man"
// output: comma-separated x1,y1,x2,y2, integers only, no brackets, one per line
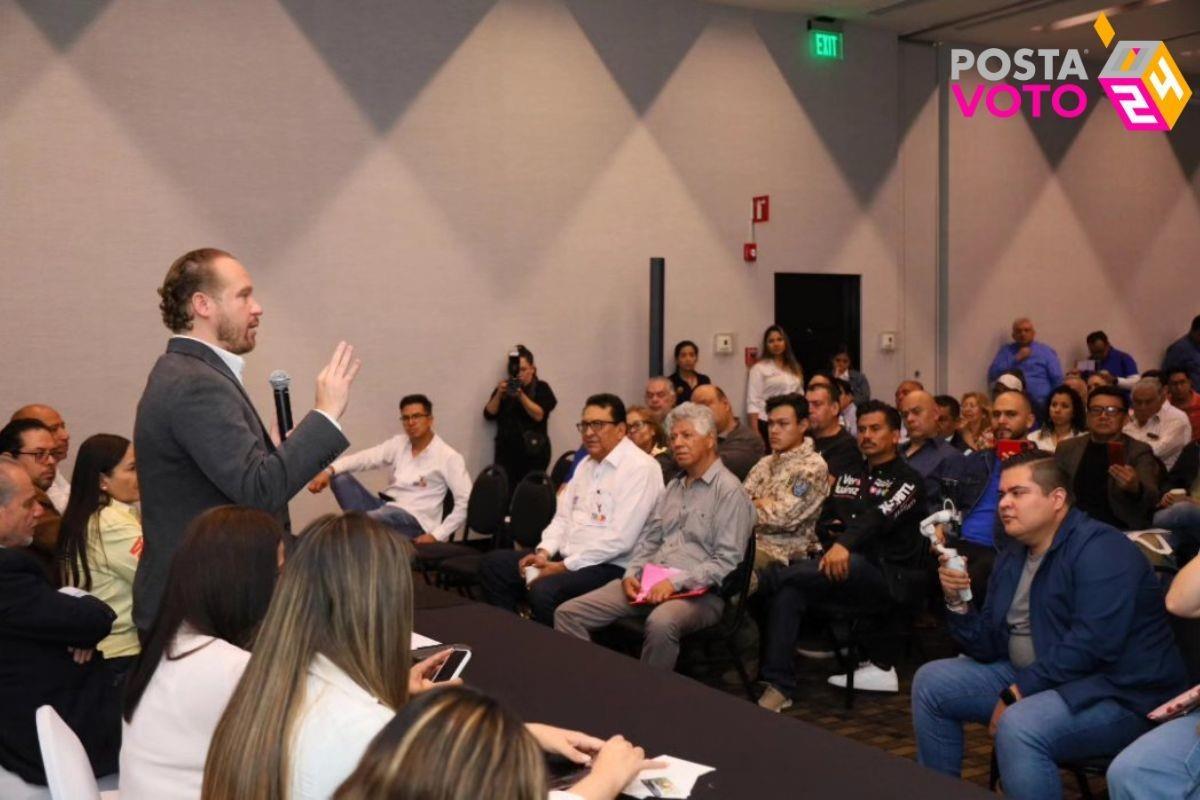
987,317,1063,411
644,376,677,424
899,391,963,510
10,404,70,513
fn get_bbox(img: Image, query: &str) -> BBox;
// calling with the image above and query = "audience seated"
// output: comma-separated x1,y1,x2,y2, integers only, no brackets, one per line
743,394,830,570
1163,314,1200,392
834,377,858,437
1086,330,1139,382
756,402,927,710
1107,553,1200,799
689,385,764,481
643,376,677,425
1063,372,1090,406
1166,366,1200,442
913,453,1186,800
832,347,871,406
0,419,63,580
893,379,924,411
1154,440,1200,562
958,391,994,452
1055,387,1161,530
334,686,655,800
1088,369,1118,395
308,393,471,543
625,405,676,481
991,369,1026,401
555,403,754,669
668,340,710,404
0,456,120,785
1027,385,1086,453
988,318,1063,412
480,394,663,626
1125,376,1192,470
806,382,859,480
203,512,636,800
898,390,964,509
934,395,969,452
57,434,143,677
119,506,282,800
746,325,805,445
9,405,71,513
938,391,1037,606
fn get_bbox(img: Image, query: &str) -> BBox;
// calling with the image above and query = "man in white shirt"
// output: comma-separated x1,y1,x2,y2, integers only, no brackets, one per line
9,404,71,513
1126,377,1192,470
479,393,664,626
307,394,471,542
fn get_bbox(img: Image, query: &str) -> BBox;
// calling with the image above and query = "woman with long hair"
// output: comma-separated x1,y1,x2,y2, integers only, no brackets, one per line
120,506,283,800
746,325,804,444
57,434,143,673
959,391,994,452
334,687,652,800
203,512,645,800
667,340,710,404
1028,385,1086,452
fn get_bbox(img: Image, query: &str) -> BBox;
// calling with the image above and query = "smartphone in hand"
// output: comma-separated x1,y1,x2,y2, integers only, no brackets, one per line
433,646,472,682
1107,441,1126,467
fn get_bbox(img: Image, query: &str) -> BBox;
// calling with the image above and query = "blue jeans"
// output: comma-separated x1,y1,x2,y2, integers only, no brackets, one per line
330,473,424,538
1107,710,1200,799
1155,501,1200,561
912,657,1151,799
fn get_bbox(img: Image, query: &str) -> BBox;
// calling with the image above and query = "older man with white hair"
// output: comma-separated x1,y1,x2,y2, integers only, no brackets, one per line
554,402,755,669
1125,376,1192,470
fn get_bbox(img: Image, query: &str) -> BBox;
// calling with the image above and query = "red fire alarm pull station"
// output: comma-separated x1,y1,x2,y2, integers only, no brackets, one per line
743,242,757,262
752,195,769,223
744,346,759,367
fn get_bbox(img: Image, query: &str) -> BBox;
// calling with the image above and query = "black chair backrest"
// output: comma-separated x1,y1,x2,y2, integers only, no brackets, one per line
442,489,455,520
549,449,578,491
507,471,556,549
466,465,508,538
719,534,756,604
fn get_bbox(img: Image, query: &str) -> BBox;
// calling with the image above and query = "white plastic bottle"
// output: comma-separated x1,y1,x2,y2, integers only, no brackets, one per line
942,548,972,604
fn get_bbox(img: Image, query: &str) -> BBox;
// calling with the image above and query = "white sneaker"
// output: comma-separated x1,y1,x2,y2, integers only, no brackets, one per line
827,662,899,693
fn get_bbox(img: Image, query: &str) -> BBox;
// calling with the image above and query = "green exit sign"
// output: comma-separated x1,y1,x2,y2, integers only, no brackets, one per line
811,29,843,60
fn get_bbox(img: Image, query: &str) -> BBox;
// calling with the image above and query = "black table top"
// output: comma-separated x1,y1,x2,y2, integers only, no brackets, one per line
413,600,988,799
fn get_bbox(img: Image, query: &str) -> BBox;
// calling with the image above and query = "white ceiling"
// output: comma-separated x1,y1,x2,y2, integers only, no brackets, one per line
701,0,1200,71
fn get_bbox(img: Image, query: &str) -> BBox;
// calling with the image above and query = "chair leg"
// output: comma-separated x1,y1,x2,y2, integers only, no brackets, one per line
726,639,754,700
989,750,1000,792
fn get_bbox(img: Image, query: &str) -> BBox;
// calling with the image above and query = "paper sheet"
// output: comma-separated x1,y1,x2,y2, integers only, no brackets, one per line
635,564,684,603
621,755,716,799
411,632,441,649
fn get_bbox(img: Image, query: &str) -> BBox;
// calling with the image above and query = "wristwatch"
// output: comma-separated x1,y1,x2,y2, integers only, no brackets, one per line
999,686,1021,706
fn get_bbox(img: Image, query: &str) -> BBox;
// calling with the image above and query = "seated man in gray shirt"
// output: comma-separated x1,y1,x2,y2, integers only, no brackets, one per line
554,403,755,669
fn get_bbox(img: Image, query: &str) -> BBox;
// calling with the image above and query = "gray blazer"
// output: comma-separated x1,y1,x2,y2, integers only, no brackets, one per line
1054,433,1161,530
132,338,348,632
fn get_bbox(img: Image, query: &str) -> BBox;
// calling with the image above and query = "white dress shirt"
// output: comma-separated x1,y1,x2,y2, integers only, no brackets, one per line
330,434,472,541
1125,402,1192,470
46,471,71,514
119,629,251,800
746,361,803,417
537,437,663,571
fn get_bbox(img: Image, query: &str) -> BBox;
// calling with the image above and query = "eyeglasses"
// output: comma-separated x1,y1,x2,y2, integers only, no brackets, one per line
626,421,647,433
576,421,617,433
400,414,430,423
1087,406,1125,417
17,450,56,463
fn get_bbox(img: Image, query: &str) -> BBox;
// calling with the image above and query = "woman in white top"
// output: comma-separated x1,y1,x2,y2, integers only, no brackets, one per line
120,506,284,800
202,512,652,800
335,686,655,800
1027,385,1086,453
746,325,804,444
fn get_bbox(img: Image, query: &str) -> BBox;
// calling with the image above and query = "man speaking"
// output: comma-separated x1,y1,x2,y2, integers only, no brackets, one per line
133,248,360,632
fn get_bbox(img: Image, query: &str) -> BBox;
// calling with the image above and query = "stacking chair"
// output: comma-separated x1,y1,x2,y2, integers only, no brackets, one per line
34,706,118,800
412,465,507,585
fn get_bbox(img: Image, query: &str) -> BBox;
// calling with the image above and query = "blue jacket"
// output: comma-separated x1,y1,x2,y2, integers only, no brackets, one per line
939,449,1003,547
948,508,1187,715
988,341,1063,405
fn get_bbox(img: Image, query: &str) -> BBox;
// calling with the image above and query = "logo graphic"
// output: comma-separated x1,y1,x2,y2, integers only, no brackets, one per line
949,11,1191,131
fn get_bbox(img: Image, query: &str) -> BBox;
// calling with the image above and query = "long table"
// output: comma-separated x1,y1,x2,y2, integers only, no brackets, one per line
413,594,988,798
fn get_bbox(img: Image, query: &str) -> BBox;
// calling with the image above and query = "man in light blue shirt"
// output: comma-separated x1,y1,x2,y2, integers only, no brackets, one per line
988,318,1063,411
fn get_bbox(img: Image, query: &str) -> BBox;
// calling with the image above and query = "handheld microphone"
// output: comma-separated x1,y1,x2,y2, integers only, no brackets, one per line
269,370,293,442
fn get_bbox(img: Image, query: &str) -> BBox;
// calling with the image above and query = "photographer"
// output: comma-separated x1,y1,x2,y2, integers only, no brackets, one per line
483,345,557,491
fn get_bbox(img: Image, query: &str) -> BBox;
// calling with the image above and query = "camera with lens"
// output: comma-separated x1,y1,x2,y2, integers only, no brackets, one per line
506,346,522,397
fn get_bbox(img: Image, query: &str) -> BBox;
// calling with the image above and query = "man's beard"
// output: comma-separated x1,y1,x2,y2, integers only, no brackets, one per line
216,312,254,355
